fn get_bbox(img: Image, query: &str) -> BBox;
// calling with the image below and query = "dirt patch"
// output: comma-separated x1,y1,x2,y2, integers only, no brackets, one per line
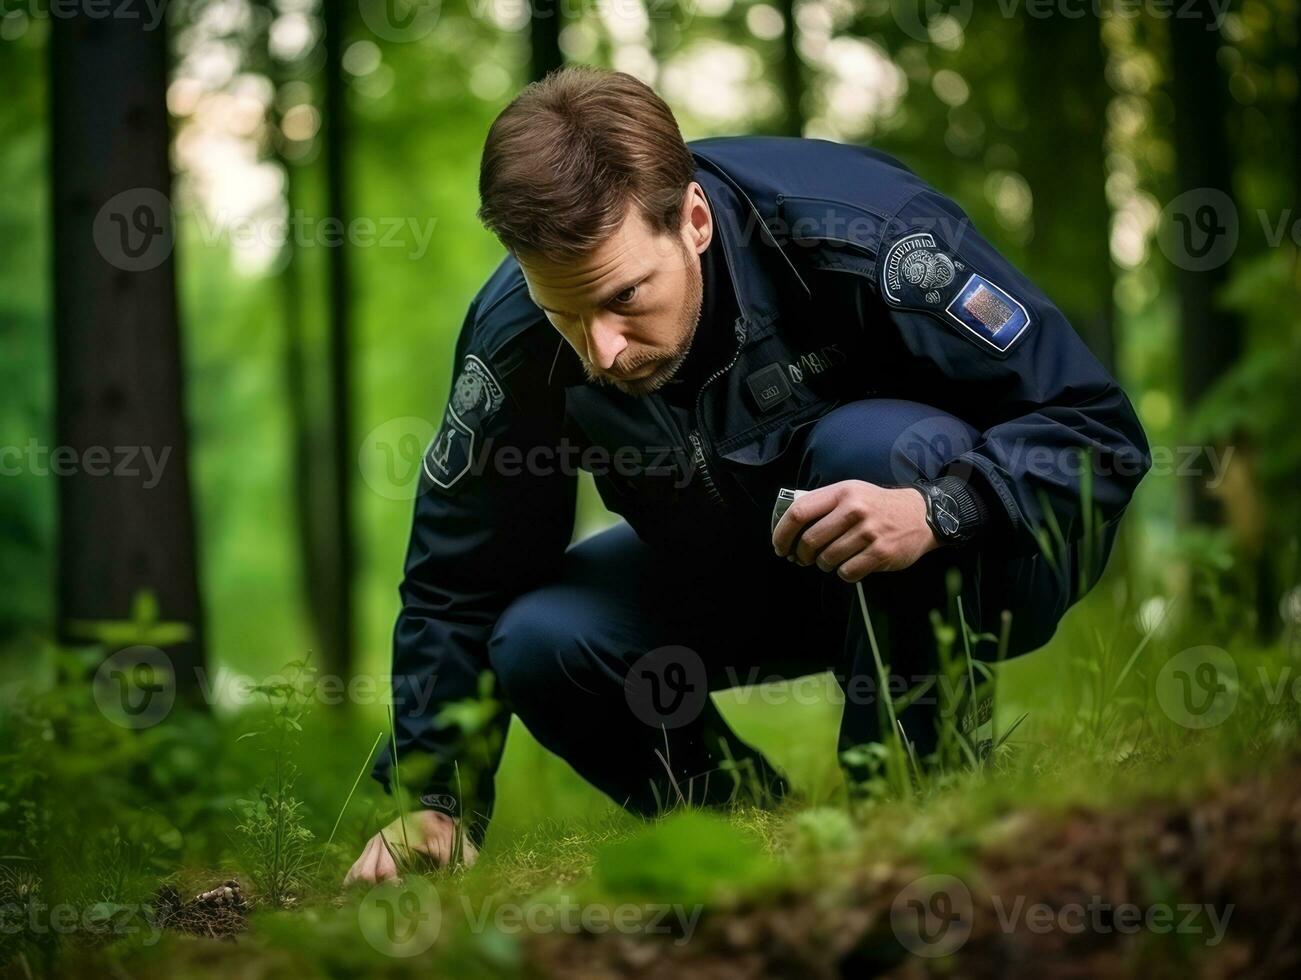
155,879,248,940
529,764,1301,978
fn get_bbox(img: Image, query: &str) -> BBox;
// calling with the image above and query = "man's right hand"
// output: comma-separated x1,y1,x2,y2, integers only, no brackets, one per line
343,809,478,886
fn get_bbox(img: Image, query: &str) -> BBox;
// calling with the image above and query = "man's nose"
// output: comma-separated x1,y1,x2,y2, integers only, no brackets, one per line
584,315,627,371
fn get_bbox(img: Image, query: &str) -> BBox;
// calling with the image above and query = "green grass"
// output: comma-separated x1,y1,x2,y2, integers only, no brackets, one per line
1,551,1298,976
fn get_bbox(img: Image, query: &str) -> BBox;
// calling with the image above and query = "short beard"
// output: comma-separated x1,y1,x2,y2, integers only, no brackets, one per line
585,248,703,397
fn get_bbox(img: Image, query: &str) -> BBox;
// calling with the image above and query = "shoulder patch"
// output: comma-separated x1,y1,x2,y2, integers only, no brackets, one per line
944,273,1030,353
881,232,1031,355
424,354,504,489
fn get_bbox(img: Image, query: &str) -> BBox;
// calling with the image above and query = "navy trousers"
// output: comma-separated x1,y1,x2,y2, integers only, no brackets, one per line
486,400,1079,814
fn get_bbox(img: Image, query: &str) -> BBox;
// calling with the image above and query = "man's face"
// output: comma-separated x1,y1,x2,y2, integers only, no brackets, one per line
519,186,712,397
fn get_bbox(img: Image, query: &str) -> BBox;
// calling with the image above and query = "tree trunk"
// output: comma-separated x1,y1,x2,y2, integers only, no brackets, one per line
1167,1,1242,525
779,0,805,137
1018,12,1116,371
320,0,355,680
49,11,206,694
530,0,564,82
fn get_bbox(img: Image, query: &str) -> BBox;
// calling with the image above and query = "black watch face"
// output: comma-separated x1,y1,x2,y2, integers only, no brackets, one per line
933,492,961,538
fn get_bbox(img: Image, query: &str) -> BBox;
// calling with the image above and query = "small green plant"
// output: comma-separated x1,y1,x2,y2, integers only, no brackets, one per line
233,658,317,908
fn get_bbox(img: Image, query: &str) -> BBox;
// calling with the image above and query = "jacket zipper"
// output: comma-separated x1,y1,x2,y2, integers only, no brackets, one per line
689,317,748,506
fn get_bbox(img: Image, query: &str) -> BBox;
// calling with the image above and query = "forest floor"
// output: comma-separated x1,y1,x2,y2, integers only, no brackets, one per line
4,596,1301,978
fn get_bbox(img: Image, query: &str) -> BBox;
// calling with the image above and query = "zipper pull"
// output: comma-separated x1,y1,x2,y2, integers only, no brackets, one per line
733,318,747,344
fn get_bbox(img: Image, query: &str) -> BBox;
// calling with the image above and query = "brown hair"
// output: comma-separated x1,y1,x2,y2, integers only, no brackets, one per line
477,66,696,260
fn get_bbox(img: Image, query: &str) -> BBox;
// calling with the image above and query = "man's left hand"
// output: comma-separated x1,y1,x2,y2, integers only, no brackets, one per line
771,480,939,582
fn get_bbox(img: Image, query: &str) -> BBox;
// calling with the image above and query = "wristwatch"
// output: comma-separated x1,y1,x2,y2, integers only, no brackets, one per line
914,476,985,546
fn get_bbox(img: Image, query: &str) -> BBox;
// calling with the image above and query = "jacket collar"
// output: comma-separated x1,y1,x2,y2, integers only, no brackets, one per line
693,155,811,340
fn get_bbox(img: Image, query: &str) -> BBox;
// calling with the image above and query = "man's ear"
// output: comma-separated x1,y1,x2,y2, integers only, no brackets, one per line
682,182,713,255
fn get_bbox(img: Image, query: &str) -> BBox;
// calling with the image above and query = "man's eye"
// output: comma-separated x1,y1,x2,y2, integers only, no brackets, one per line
613,286,638,305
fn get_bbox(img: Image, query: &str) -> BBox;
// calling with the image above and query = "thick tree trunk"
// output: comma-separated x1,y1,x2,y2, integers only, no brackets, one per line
1168,1,1242,525
530,0,564,82
320,0,355,680
1019,12,1116,371
49,12,206,693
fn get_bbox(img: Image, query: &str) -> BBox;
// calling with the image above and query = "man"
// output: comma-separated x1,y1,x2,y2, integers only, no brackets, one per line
344,67,1149,884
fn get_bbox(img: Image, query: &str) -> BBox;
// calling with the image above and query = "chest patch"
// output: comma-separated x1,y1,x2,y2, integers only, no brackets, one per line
424,354,504,489
745,362,792,413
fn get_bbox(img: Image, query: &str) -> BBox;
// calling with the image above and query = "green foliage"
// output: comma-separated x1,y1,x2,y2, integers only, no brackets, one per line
591,809,780,907
234,781,314,909
233,659,319,907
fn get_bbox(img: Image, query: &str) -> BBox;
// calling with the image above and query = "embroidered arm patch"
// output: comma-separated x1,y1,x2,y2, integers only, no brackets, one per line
880,232,1032,355
424,354,504,489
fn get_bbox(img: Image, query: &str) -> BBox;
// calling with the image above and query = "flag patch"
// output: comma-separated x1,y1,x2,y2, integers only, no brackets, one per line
944,274,1030,353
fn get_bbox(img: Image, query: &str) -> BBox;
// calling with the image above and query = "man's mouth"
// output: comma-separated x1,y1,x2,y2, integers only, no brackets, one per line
616,362,660,380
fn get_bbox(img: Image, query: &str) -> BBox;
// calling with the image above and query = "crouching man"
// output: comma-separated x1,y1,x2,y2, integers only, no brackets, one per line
345,67,1149,884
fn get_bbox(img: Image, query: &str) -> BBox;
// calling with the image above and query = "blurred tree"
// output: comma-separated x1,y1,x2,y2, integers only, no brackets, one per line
1018,12,1115,370
779,0,806,136
249,0,339,678
1167,1,1243,526
49,9,206,693
320,0,356,679
531,0,565,82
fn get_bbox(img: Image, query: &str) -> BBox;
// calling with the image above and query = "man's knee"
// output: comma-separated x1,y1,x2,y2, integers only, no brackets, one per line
487,590,601,721
799,399,980,488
